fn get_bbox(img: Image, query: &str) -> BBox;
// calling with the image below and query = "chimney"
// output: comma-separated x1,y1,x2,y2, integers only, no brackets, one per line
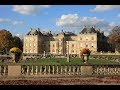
98,29,100,32
83,26,86,28
38,28,40,31
92,25,95,28
31,28,32,30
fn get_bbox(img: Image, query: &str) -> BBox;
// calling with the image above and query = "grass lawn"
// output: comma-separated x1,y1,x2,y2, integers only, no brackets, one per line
19,57,119,65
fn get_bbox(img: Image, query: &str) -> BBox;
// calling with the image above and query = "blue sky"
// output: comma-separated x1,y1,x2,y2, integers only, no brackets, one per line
0,5,120,39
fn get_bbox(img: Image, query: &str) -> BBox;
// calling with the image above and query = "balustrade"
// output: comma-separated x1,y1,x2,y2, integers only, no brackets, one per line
1,64,120,78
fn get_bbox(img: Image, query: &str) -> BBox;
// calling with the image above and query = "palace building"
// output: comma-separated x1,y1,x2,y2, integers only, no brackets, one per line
23,26,111,55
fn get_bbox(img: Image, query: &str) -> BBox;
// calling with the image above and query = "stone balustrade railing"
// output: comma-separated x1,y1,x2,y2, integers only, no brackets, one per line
21,65,81,77
93,65,120,76
0,65,8,76
0,64,120,78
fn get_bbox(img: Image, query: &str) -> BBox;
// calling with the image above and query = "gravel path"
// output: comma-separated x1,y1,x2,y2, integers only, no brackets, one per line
0,76,120,85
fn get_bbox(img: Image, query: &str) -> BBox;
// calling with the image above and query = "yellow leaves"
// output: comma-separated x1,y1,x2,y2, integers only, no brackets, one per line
10,47,22,53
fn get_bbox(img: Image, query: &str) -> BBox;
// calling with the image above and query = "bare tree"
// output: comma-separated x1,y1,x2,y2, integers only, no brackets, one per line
108,26,120,52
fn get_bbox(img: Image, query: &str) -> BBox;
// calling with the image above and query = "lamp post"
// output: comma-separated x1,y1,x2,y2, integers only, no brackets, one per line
67,41,70,62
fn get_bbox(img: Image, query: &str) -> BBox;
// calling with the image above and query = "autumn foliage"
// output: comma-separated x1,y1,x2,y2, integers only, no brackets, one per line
0,29,23,53
80,48,91,56
10,47,22,53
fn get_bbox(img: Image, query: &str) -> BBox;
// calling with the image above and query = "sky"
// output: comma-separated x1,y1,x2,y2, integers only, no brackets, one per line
0,5,120,39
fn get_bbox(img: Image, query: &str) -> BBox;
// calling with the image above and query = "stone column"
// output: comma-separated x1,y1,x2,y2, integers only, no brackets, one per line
48,65,51,74
68,66,71,75
27,65,29,75
3,66,6,75
65,66,67,75
35,66,38,75
30,66,33,75
0,66,1,76
40,66,42,75
52,66,55,74
61,66,63,74
73,66,75,75
56,65,59,74
44,66,47,75
76,66,80,75
81,65,93,76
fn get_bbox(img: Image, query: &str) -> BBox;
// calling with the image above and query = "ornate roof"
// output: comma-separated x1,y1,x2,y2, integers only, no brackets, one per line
80,26,97,34
56,30,65,36
56,30,76,36
27,28,43,36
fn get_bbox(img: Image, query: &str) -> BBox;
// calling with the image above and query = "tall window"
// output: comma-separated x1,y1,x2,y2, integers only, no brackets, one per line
92,37,94,40
52,49,55,53
34,43,35,47
91,43,94,47
86,37,88,40
80,37,82,40
72,44,74,47
80,43,82,47
53,44,55,47
71,50,74,53
85,43,88,47
25,49,27,53
30,43,31,47
30,38,31,41
30,49,32,53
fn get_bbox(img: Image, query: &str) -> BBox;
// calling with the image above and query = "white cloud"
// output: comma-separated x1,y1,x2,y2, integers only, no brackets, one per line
56,14,79,27
56,14,108,27
12,5,50,15
56,14,117,36
0,18,24,25
91,5,120,12
16,33,20,37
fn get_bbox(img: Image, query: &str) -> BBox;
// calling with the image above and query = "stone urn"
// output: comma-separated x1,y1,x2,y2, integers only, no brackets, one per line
11,52,21,63
82,54,89,63
80,48,91,64
10,47,22,63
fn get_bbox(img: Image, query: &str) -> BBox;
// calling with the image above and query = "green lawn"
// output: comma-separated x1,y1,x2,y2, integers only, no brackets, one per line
19,57,119,65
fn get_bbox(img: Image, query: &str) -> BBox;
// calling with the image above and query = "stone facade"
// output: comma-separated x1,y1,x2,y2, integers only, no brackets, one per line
23,26,111,55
